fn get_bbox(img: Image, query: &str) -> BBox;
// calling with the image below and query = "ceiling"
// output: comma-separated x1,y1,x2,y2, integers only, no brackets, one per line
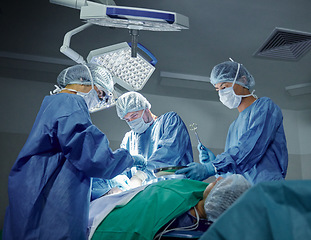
1,0,311,110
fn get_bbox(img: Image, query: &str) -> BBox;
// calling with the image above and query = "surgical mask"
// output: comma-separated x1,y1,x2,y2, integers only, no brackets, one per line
76,89,102,112
127,109,152,134
62,87,109,113
218,63,254,109
218,87,242,109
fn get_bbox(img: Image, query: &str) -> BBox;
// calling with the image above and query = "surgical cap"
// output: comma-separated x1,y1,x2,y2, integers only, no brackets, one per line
210,61,255,89
57,63,114,94
204,174,251,222
116,91,151,119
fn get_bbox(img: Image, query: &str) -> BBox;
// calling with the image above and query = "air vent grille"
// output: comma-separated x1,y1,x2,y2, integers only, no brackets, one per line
254,28,311,61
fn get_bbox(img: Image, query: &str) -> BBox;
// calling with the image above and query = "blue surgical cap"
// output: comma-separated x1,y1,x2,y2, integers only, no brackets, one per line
57,63,114,94
210,61,255,89
204,174,251,222
116,91,151,119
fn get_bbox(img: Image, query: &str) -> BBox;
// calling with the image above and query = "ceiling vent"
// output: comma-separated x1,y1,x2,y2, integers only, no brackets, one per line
253,28,311,61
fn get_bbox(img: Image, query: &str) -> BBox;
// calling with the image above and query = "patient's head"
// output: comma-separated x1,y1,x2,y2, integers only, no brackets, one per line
204,174,251,222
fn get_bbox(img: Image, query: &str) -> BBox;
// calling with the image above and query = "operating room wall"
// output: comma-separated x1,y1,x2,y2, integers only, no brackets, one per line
0,78,310,229
297,110,311,179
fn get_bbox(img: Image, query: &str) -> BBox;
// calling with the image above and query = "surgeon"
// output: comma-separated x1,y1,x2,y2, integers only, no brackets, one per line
176,60,288,185
91,91,193,198
3,63,146,240
119,92,194,180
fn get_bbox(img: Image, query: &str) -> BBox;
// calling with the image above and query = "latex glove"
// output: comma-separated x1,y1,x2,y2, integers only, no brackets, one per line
132,154,147,171
197,143,216,164
175,162,216,181
130,170,148,188
105,187,123,196
110,175,132,191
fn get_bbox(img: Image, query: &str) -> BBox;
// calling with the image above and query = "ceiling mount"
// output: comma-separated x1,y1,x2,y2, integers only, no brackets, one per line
50,0,189,58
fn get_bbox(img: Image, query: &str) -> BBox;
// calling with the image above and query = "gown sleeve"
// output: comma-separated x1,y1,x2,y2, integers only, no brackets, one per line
212,99,283,174
56,109,134,179
146,112,192,169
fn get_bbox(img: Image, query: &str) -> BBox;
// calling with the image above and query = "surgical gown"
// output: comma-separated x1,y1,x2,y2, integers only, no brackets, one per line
91,111,193,199
121,111,193,178
199,180,311,240
212,97,288,184
3,93,134,240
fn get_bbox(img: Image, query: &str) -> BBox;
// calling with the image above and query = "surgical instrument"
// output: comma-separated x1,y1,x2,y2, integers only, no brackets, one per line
189,123,202,144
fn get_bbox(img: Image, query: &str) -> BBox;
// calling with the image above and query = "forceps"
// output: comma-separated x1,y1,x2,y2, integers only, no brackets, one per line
189,123,203,149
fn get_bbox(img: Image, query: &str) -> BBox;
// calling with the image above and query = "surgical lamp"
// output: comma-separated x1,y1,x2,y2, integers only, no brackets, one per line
50,0,189,91
87,42,157,91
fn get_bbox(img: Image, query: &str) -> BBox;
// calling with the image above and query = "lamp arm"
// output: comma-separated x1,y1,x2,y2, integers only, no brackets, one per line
49,0,87,10
60,22,93,64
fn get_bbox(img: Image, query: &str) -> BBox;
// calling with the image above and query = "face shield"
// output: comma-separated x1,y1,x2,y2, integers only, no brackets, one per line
84,63,117,113
90,84,117,113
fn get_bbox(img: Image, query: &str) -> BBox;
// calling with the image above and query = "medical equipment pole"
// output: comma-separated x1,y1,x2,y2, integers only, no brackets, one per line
129,29,139,58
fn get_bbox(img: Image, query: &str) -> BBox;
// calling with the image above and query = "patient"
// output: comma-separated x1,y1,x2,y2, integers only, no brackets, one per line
156,174,251,238
89,174,251,240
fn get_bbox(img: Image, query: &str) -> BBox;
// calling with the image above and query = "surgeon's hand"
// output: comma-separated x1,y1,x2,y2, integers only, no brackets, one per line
130,170,148,188
105,187,123,196
175,162,216,181
110,175,132,191
197,143,216,164
132,154,147,171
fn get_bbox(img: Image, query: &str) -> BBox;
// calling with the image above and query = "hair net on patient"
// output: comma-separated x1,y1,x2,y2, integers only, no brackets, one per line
204,174,251,222
116,91,151,119
210,61,255,89
57,63,114,94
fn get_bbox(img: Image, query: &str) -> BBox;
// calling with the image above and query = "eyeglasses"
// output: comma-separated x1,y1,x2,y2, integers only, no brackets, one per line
96,89,106,100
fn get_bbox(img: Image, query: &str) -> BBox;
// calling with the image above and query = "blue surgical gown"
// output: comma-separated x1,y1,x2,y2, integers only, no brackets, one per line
212,97,288,184
121,111,193,179
199,180,311,240
91,111,193,199
3,93,134,240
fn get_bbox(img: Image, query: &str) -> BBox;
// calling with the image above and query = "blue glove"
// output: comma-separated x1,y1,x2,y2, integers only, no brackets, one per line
197,143,216,164
132,154,147,171
175,162,216,181
110,175,132,191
